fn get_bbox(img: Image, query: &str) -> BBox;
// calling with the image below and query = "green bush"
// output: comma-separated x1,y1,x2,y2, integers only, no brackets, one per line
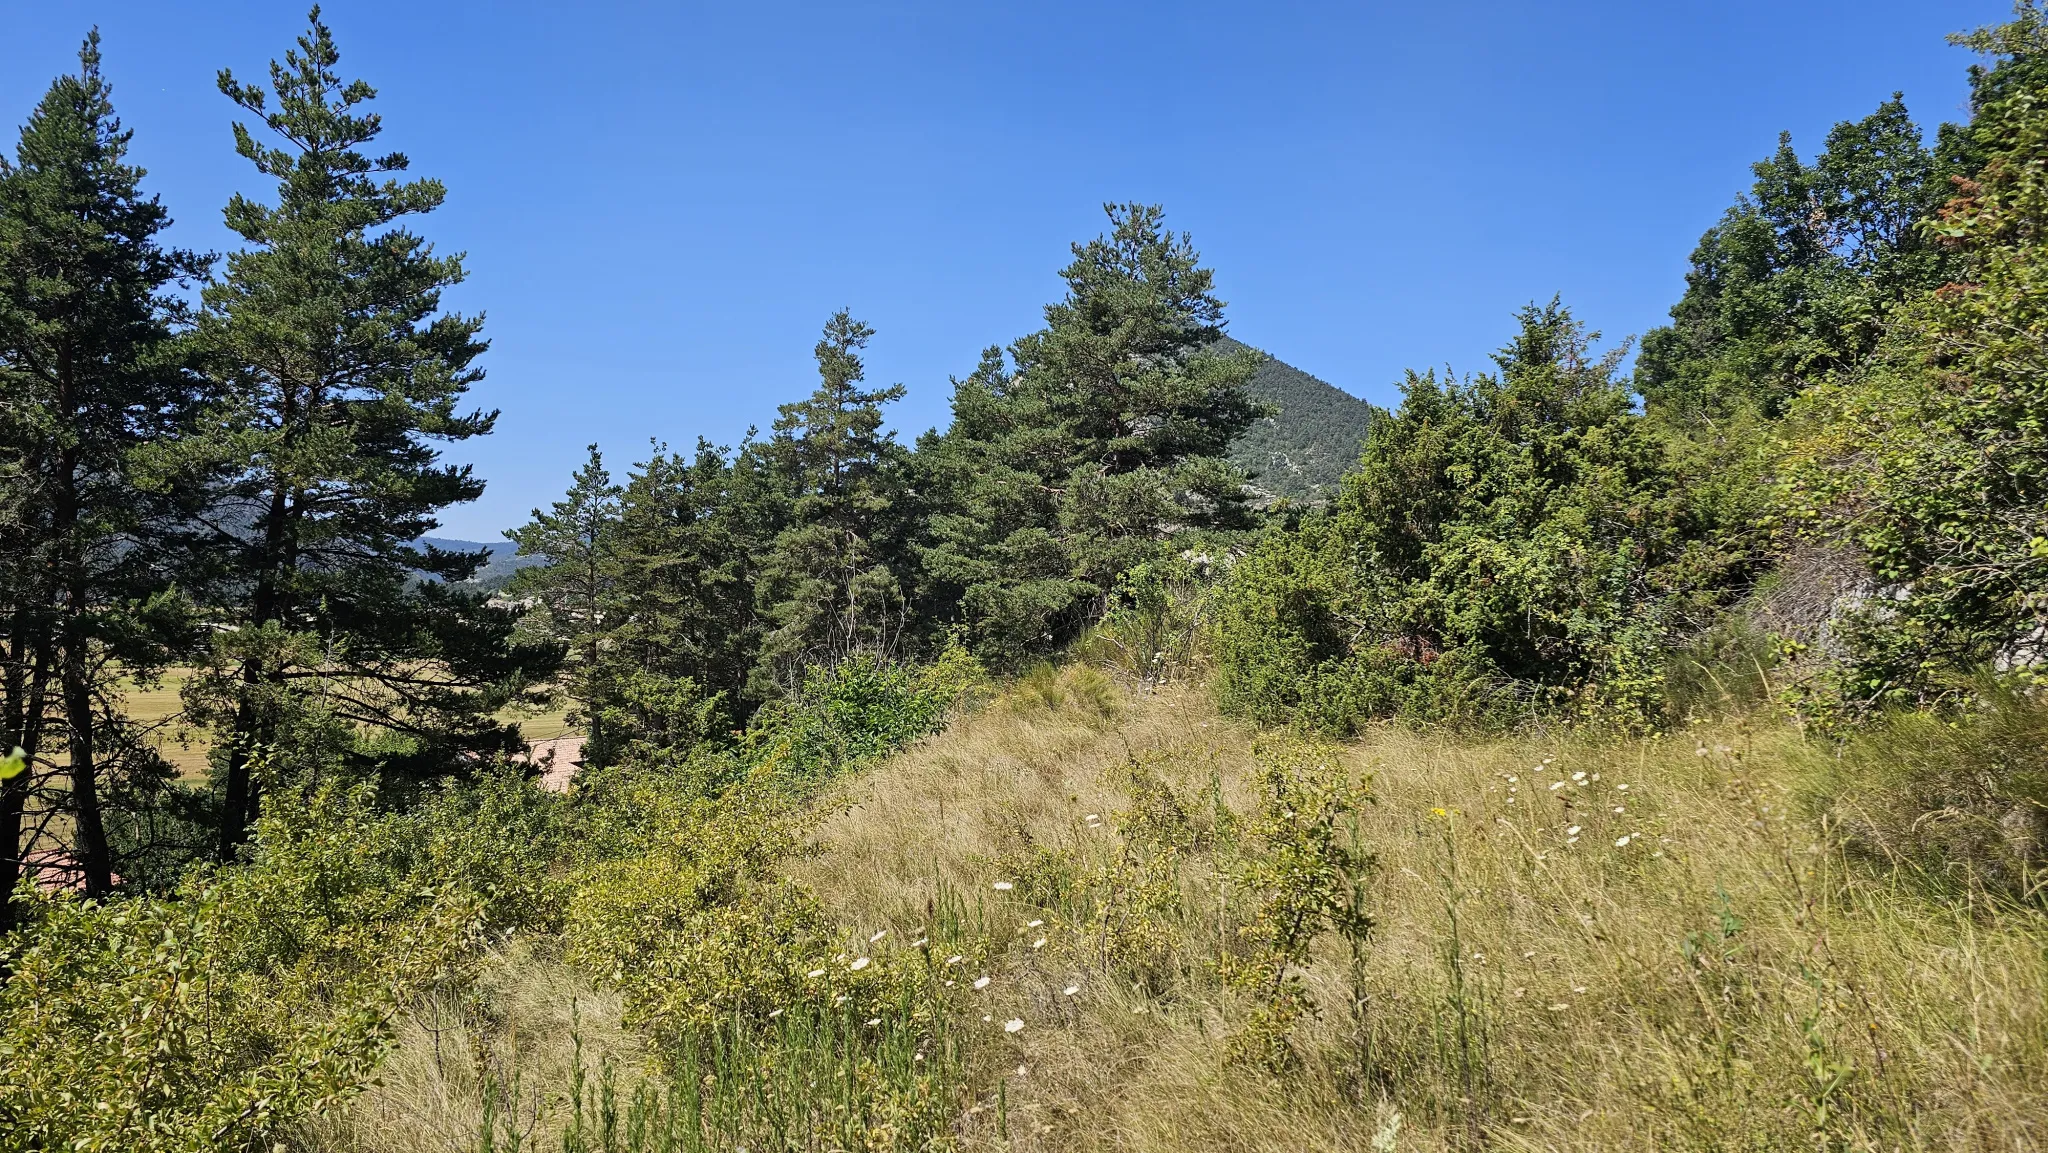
0,883,391,1153
1212,301,1757,735
744,644,983,782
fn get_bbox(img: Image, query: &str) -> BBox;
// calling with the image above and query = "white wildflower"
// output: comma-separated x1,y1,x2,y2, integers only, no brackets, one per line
850,957,871,971
1566,825,1582,836
869,930,887,943
866,1017,882,1026
1032,938,1046,949
807,969,826,979
973,976,992,990
992,881,1014,891
1004,1018,1025,1033
1062,985,1080,996
945,955,964,966
1027,919,1044,928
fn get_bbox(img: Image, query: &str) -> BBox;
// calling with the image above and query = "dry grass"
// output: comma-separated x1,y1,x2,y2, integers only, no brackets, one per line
117,668,210,780
313,667,2048,1151
115,667,570,782
792,670,2048,1152
306,939,649,1153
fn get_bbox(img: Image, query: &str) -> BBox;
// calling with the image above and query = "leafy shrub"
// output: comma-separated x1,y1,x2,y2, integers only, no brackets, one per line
1213,301,1757,734
1075,556,1213,687
745,645,984,781
1775,12,2048,719
1226,740,1375,1068
0,884,391,1153
560,745,965,1148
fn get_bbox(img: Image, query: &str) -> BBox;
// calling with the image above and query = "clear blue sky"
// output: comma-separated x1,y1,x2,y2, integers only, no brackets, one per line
3,1,2008,539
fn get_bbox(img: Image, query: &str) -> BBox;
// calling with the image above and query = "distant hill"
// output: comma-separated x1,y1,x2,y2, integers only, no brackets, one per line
1222,337,1374,501
416,537,545,591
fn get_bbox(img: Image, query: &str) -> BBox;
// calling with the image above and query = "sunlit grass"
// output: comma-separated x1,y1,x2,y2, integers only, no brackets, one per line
309,667,2048,1151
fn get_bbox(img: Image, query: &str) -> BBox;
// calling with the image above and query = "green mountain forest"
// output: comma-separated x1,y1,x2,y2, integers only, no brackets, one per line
1222,338,1375,502
3,7,2048,1151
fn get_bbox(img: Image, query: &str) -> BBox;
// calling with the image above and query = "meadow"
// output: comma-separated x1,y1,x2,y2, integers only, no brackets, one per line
306,666,2048,1152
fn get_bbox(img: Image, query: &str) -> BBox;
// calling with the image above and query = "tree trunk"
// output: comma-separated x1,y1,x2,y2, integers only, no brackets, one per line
217,480,290,860
51,352,114,895
60,602,111,895
1,624,54,931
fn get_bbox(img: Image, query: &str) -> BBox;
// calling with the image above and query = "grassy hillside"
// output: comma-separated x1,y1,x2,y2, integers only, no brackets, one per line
311,667,2048,1152
1223,337,1374,501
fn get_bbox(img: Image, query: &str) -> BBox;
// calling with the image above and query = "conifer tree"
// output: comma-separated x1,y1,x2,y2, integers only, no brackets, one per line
177,9,543,854
590,441,768,760
0,32,208,903
921,204,1262,665
504,445,619,748
750,311,916,695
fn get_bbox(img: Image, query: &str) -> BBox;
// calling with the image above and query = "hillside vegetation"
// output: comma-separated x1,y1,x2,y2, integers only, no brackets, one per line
1223,338,1375,501
281,669,2044,1151
7,5,2048,1152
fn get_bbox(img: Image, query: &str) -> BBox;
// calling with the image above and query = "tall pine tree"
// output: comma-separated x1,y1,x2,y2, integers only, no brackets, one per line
750,311,916,695
177,9,545,854
0,31,208,905
504,444,619,749
920,204,1261,665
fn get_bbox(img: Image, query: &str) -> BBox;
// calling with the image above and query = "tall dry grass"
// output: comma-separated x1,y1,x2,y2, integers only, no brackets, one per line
305,665,2047,1151
793,668,2048,1152
305,939,652,1153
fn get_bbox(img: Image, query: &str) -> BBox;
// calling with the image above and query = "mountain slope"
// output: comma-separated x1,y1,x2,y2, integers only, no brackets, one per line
1221,337,1374,501
417,536,545,590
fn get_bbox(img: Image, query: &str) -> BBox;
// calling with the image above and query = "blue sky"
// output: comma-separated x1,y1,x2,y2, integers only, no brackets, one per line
3,1,2008,539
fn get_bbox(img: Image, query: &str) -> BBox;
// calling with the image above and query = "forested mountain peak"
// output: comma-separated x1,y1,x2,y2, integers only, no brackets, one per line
1219,336,1375,501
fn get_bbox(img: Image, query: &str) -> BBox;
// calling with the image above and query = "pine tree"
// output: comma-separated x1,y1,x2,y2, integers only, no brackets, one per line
920,204,1262,665
177,9,544,854
591,440,768,760
0,31,209,905
750,311,916,695
504,445,619,748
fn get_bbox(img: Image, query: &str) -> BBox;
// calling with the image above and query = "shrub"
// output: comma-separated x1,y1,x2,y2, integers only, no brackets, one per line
1212,301,1755,734
745,645,984,782
1776,11,2048,719
0,884,391,1153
